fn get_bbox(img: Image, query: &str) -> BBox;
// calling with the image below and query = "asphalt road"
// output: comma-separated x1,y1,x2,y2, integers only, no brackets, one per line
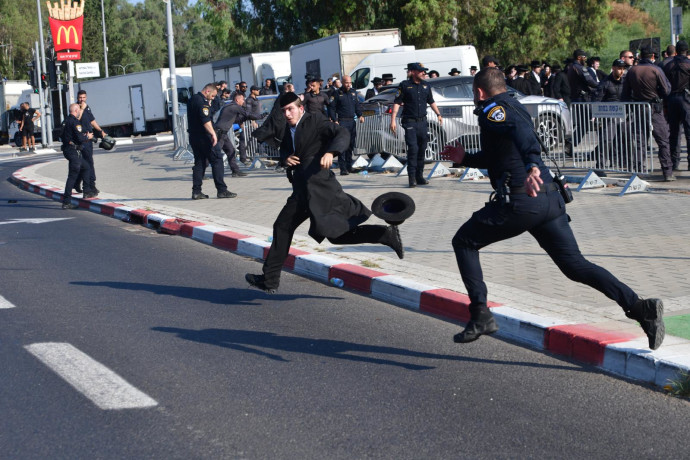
1,154,689,459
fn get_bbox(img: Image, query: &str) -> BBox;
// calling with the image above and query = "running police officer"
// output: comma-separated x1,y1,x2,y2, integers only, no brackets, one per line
663,40,690,171
76,89,106,197
61,103,93,209
329,75,364,175
390,62,443,187
440,68,665,350
187,83,234,199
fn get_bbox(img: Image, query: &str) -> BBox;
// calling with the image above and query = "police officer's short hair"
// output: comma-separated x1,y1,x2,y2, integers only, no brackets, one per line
473,68,507,95
233,92,245,101
77,89,87,97
202,83,217,92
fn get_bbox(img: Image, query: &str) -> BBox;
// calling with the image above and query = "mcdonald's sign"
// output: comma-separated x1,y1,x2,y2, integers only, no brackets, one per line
48,16,84,53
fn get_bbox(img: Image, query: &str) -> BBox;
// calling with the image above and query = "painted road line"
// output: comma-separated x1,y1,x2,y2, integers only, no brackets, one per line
0,294,16,309
24,342,158,410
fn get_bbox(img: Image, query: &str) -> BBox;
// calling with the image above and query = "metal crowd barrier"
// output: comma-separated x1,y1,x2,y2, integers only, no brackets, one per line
355,101,570,167
172,113,193,161
570,102,654,174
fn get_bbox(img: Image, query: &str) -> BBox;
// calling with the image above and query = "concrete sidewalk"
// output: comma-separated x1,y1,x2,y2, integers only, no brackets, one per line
9,142,690,390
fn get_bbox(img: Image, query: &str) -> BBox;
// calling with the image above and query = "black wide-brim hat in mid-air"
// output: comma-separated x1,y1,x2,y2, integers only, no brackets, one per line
371,192,416,225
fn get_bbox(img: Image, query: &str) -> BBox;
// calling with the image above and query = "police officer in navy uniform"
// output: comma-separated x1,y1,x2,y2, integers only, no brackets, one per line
75,90,106,197
390,62,443,187
187,83,234,199
61,103,93,209
329,74,364,175
663,40,690,171
440,68,665,350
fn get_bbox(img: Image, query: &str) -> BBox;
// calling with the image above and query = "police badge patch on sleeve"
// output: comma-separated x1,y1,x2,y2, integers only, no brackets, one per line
76,125,82,132
487,106,506,122
202,107,210,116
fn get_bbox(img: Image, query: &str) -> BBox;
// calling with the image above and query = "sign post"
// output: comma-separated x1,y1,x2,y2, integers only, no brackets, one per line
46,0,85,104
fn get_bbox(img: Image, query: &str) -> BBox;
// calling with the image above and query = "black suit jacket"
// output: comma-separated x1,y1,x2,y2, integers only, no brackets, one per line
279,112,371,241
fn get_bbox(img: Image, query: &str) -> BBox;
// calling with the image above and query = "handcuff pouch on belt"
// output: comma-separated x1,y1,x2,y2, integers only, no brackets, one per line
490,171,512,206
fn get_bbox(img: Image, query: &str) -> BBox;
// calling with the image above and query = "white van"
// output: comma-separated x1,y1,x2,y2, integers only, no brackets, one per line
350,45,480,99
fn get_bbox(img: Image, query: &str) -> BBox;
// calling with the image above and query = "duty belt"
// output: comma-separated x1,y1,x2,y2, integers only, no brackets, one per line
509,182,559,194
402,116,427,123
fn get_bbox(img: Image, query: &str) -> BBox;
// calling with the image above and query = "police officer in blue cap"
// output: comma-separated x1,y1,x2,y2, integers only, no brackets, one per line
390,62,443,187
440,68,665,349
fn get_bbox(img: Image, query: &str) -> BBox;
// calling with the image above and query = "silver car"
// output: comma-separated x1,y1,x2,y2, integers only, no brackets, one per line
360,76,572,161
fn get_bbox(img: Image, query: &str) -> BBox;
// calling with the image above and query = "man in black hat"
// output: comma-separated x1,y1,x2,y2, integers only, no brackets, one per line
381,73,395,86
365,77,383,100
245,92,404,293
448,68,461,76
510,65,532,95
481,55,500,69
390,62,443,187
524,60,543,95
550,62,571,106
469,65,478,76
428,70,440,78
663,40,690,171
623,46,674,180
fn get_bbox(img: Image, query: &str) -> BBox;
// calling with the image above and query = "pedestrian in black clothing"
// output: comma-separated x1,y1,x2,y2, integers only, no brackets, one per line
365,77,383,100
568,49,599,148
61,103,93,209
623,47,674,180
303,78,329,115
75,90,107,197
329,75,364,175
549,63,571,106
439,68,665,349
663,40,690,171
187,83,234,199
510,65,533,95
593,59,627,170
214,92,265,179
390,62,443,188
245,92,404,293
259,78,276,95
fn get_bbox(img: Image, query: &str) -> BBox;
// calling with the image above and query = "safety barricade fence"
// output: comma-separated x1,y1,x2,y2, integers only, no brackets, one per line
355,101,570,168
569,102,654,175
172,113,192,161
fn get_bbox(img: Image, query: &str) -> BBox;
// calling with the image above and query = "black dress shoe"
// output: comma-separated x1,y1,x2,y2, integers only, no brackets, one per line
62,202,78,210
74,185,83,193
217,190,238,198
340,170,350,176
191,193,209,200
383,225,404,259
416,178,429,185
232,171,248,177
83,192,98,199
245,273,277,293
453,317,499,343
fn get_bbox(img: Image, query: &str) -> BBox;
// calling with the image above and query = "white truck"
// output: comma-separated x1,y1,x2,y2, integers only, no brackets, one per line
289,29,402,94
77,68,193,137
350,45,480,99
0,80,39,145
191,52,291,95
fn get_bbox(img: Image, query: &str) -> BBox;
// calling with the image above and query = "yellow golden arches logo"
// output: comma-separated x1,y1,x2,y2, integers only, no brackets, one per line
56,25,79,45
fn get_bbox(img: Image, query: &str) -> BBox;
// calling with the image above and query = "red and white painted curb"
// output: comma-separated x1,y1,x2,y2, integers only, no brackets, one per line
10,167,690,389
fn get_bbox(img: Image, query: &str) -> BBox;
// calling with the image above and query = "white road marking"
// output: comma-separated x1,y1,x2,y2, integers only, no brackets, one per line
24,342,158,410
0,294,16,309
0,218,73,226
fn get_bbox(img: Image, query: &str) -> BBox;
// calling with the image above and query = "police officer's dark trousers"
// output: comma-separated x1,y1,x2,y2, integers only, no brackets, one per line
451,186,639,318
632,103,672,175
191,136,227,194
667,93,690,168
262,194,388,289
338,118,356,172
402,118,428,184
62,147,91,204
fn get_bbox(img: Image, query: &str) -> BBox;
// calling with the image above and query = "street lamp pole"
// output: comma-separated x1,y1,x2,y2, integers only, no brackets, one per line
101,0,109,78
165,0,179,148
36,0,53,145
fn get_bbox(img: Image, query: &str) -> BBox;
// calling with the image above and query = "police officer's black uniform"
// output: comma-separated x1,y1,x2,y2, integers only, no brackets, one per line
451,90,663,348
76,104,97,194
61,113,92,208
663,52,690,170
187,92,230,198
394,74,436,186
329,85,363,174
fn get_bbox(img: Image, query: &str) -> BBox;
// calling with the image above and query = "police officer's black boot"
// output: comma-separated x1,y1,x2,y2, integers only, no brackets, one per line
625,298,665,350
245,273,277,294
416,176,429,186
453,304,499,343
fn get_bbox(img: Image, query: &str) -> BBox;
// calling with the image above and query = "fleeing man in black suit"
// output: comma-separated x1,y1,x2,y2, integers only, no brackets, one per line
245,92,404,293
